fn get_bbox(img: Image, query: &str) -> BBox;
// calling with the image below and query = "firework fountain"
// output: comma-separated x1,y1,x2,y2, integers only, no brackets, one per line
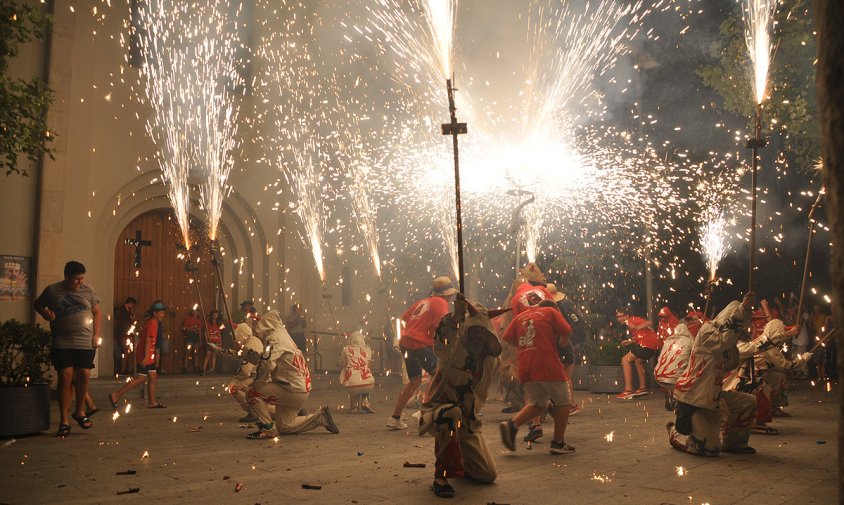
740,0,778,290
700,207,730,316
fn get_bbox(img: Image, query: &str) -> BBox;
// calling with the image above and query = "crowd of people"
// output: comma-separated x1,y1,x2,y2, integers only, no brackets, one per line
33,259,836,499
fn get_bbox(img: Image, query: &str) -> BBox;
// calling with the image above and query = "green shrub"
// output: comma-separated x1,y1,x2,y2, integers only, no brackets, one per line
0,319,51,386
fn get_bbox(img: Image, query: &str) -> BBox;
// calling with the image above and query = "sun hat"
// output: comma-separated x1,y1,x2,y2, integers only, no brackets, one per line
431,276,459,297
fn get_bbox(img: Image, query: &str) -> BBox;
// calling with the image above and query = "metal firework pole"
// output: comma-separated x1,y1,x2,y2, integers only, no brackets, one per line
441,78,467,293
183,249,213,350
796,191,825,324
746,104,766,291
209,240,235,331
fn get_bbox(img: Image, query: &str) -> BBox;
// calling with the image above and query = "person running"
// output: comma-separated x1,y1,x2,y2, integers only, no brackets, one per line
386,276,458,430
108,302,168,410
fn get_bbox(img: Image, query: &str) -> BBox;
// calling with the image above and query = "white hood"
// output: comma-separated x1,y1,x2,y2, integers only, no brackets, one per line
255,310,298,355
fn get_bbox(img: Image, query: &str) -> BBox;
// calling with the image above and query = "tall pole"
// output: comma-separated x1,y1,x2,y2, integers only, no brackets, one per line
210,240,235,332
184,250,212,350
747,104,765,291
796,192,825,324
442,78,467,293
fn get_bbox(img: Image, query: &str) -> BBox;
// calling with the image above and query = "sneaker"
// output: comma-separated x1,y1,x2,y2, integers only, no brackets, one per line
321,406,340,434
239,414,258,423
499,420,517,451
500,405,520,413
523,424,543,442
630,389,650,398
615,391,634,399
569,404,582,416
360,401,375,414
386,416,408,430
549,440,575,454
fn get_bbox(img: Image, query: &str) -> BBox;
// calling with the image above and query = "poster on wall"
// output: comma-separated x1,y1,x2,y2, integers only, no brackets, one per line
0,255,32,301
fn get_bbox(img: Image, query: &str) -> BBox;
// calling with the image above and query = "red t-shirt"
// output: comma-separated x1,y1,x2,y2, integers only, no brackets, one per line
511,283,554,316
502,306,572,383
183,315,202,333
400,296,449,350
627,316,660,350
138,318,158,366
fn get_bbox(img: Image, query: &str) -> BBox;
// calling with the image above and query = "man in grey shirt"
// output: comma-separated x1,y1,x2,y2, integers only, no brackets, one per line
34,261,101,438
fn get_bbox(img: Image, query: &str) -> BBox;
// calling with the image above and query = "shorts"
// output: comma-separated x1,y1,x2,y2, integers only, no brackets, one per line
51,348,96,370
184,332,199,349
630,343,657,360
135,364,158,376
401,346,437,378
558,342,575,365
523,381,571,408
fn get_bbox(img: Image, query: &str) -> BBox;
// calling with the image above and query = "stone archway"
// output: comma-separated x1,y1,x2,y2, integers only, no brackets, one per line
113,210,217,373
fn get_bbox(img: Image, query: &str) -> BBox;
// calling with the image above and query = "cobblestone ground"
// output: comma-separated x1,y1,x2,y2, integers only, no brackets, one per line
0,374,837,505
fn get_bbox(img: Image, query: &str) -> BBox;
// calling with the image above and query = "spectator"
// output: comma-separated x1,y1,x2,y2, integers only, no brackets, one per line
113,297,137,375
202,309,222,374
182,309,202,373
34,261,102,438
615,307,660,399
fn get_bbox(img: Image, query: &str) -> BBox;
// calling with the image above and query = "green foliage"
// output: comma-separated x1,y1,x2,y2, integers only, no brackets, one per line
0,319,52,386
696,0,818,172
0,0,54,177
584,338,625,367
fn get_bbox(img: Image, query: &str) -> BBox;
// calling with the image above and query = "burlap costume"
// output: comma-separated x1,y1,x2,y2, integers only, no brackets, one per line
419,300,501,483
669,301,757,455
228,323,264,414
654,322,694,387
247,311,334,436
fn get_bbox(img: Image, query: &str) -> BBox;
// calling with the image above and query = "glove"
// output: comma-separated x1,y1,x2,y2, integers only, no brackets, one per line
799,352,813,362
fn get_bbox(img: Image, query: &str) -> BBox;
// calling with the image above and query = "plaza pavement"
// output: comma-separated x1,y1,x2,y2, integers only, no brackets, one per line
0,373,838,505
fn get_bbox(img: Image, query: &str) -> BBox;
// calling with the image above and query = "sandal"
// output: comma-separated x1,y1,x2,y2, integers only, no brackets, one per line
148,403,167,409
752,425,779,435
56,424,71,438
108,393,118,411
71,414,93,429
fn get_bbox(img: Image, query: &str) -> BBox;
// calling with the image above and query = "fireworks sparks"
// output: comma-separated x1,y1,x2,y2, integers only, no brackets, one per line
134,0,245,247
740,0,778,104
700,207,730,281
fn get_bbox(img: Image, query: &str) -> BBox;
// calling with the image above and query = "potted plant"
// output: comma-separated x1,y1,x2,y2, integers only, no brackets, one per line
0,319,52,437
585,338,626,394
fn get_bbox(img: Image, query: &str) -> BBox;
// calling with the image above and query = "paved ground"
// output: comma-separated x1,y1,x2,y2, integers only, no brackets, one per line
0,374,838,505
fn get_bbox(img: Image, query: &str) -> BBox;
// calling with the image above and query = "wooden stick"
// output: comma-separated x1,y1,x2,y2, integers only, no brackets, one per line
810,329,837,353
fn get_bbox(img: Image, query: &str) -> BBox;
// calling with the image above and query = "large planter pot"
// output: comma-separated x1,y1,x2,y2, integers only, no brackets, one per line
0,383,51,437
570,365,590,391
588,366,624,394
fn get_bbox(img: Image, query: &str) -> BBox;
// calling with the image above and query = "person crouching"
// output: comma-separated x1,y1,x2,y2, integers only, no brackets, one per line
245,310,339,439
339,330,376,413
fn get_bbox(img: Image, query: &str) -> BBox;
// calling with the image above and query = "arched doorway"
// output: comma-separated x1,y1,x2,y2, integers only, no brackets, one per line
114,210,218,373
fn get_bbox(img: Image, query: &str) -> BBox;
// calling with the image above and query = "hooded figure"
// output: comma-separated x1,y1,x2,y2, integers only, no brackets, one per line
722,319,805,432
339,330,376,413
419,297,502,498
668,296,758,456
654,322,694,387
227,323,265,422
246,310,339,439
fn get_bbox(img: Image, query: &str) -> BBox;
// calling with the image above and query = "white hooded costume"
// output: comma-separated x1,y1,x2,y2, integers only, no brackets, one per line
227,323,265,415
340,330,375,390
419,299,501,485
654,323,694,387
247,310,338,437
669,301,757,456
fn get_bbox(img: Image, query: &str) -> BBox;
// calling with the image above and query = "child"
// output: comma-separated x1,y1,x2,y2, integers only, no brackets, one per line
339,330,376,413
108,302,167,410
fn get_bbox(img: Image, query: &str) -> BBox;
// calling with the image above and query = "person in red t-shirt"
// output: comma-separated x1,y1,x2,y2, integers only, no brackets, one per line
386,276,458,430
108,302,167,410
616,307,659,399
499,300,575,455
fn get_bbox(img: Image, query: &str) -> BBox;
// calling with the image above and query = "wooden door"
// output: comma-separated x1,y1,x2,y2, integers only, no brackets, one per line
114,211,217,373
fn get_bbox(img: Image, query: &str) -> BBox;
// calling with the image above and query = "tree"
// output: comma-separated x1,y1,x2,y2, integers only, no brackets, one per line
0,0,53,177
697,0,818,173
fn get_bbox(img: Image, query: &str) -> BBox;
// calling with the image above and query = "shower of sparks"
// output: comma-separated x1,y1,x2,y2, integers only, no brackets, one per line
422,0,457,78
290,135,329,284
524,205,543,263
740,0,778,104
700,207,730,280
341,126,383,279
134,0,245,247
